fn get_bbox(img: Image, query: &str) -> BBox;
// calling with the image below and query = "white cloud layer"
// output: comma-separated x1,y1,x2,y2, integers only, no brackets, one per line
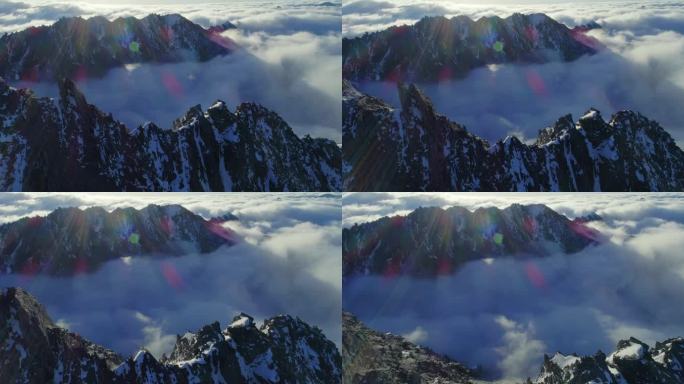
0,193,341,358
343,193,684,381
2,0,342,140
345,0,684,146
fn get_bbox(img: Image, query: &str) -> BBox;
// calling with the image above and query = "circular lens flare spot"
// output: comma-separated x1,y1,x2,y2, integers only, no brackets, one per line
493,41,504,52
128,233,140,245
129,41,140,53
493,233,504,245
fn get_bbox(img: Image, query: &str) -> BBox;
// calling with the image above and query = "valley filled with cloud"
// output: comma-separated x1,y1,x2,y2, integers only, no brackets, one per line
0,193,341,358
343,193,684,381
2,0,342,141
343,0,684,146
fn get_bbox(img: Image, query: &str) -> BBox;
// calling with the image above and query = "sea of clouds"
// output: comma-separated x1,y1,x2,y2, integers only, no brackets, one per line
1,0,342,141
343,0,684,146
343,192,684,381
0,193,341,358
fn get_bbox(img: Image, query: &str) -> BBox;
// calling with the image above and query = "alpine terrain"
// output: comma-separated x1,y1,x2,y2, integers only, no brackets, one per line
0,78,341,191
532,337,684,384
342,311,474,384
343,13,600,81
0,14,235,81
0,287,342,383
342,204,601,277
0,204,238,275
343,81,684,191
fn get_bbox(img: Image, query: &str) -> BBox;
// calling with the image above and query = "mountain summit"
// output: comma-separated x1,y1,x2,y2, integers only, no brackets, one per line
0,14,235,81
343,81,684,191
0,287,342,383
0,204,238,275
0,78,341,191
343,13,599,81
343,204,601,277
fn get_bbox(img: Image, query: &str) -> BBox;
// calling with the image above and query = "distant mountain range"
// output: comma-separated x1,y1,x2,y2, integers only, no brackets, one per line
343,204,600,277
343,81,684,191
343,13,600,82
532,337,684,384
0,287,342,384
0,78,341,191
0,204,236,275
0,14,236,81
342,311,472,384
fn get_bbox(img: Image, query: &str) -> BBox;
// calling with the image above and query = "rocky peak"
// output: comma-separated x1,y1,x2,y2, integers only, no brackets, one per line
0,78,341,191
343,311,473,384
2,288,341,383
0,204,237,275
343,13,598,81
344,83,684,191
343,204,601,277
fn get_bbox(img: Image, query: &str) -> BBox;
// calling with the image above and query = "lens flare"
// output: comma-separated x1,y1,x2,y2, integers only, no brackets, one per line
161,262,185,290
526,70,547,96
128,233,140,245
128,41,141,53
525,262,546,289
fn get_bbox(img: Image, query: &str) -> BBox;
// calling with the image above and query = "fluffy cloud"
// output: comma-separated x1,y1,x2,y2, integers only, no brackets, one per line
0,193,341,358
345,1,684,146
3,0,341,141
343,193,684,381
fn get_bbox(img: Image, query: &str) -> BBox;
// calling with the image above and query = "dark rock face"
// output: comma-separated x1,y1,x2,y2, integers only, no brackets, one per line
343,81,684,191
0,287,123,384
343,13,598,82
342,204,600,277
0,288,342,384
0,78,341,191
533,337,684,384
342,312,473,384
0,204,237,275
0,14,235,81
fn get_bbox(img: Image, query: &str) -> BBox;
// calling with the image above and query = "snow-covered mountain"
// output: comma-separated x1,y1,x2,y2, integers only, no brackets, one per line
0,204,237,275
343,13,599,81
342,204,600,277
0,78,341,191
343,81,684,191
0,14,235,81
0,287,341,383
343,311,473,384
533,337,684,384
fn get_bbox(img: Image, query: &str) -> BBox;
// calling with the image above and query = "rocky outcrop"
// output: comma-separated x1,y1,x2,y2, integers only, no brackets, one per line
342,312,473,384
343,81,684,191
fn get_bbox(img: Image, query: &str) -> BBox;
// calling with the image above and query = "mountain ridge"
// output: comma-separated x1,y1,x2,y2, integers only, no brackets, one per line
0,287,342,384
343,81,684,191
0,78,341,191
342,203,601,277
0,203,238,275
343,13,599,82
0,13,236,81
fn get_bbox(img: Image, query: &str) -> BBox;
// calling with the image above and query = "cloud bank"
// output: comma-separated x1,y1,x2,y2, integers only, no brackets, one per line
3,0,342,141
345,0,684,146
0,193,341,358
343,193,684,381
